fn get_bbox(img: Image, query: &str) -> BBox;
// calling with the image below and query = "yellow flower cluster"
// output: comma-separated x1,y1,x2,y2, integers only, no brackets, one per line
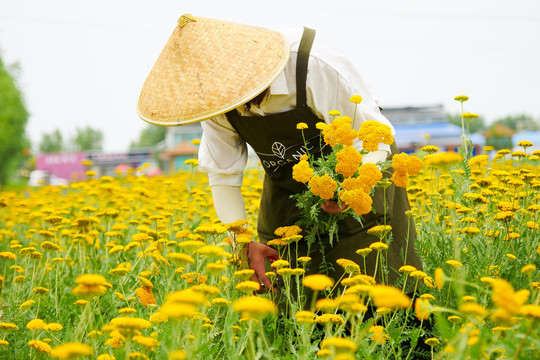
358,120,394,152
72,274,111,297
391,153,423,188
308,174,338,200
338,189,372,216
232,296,276,319
320,116,358,147
292,154,314,183
335,146,363,177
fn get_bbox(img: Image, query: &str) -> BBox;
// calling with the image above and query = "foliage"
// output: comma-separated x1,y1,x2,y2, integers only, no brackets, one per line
38,129,64,153
446,113,485,134
71,126,103,151
484,131,514,151
492,113,539,131
0,97,539,359
0,56,29,186
130,124,167,149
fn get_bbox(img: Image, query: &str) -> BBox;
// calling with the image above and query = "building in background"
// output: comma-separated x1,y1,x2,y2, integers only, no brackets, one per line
34,148,158,184
162,123,202,172
382,104,484,153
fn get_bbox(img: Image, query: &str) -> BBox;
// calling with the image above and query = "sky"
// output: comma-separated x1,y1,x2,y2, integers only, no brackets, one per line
0,0,539,152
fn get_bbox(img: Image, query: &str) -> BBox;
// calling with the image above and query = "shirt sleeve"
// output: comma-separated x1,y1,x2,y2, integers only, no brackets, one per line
305,47,395,154
199,115,248,187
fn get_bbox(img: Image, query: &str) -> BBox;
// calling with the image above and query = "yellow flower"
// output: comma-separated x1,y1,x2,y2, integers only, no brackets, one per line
367,225,392,237
328,110,341,117
391,153,423,187
355,248,373,257
370,285,410,309
271,259,290,269
454,95,469,102
20,299,36,310
517,140,533,148
133,335,159,350
135,286,157,307
33,286,50,295
421,145,439,154
296,122,308,130
349,95,363,104
425,338,440,347
0,323,18,331
336,259,360,275
308,174,337,200
320,337,358,352
358,120,394,152
28,339,52,353
169,350,188,360
50,342,93,359
409,270,428,279
295,310,316,324
73,274,109,297
27,319,47,330
302,274,334,291
232,296,276,319
109,317,151,334
292,155,313,183
235,280,261,293
159,288,207,319
149,312,168,323
321,116,358,146
184,159,198,166
46,323,63,331
233,269,255,280
369,325,389,345
462,112,479,120
521,264,536,274
339,189,372,216
369,242,388,251
435,268,444,290
445,260,462,269
520,304,540,320
398,265,417,273
314,314,344,324
458,302,488,318
335,146,362,177
196,245,225,258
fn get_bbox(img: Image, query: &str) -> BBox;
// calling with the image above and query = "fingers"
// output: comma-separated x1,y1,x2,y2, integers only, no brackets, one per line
251,260,273,294
322,200,348,214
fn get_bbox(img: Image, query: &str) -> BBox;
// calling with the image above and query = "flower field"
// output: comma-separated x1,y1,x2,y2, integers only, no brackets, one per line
1,115,540,359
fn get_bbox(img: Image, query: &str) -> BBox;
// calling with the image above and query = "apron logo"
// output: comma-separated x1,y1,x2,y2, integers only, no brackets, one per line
271,142,286,159
257,137,325,172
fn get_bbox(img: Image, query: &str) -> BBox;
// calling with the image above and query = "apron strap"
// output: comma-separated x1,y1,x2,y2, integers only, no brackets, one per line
296,27,316,108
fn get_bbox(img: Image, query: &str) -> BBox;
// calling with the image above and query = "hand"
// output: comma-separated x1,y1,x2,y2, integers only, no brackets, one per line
243,242,279,294
321,199,349,214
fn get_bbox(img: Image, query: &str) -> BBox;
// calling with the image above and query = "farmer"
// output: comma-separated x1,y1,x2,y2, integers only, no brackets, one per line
137,14,422,292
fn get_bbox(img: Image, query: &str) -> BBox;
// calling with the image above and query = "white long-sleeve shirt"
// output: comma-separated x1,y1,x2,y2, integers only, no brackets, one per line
199,28,394,187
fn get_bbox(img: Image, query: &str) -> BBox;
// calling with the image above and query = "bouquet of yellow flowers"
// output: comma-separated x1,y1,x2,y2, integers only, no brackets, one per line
291,96,422,246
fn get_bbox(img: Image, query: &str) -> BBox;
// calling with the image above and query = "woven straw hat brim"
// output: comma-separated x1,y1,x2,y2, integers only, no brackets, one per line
137,15,290,126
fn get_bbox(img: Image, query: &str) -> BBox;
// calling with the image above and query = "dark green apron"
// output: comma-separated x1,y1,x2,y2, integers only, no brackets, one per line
227,28,422,285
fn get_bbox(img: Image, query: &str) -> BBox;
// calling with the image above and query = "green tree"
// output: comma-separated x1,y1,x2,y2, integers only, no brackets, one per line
71,126,103,151
130,124,167,148
39,129,64,153
0,57,29,186
446,113,486,134
492,113,538,131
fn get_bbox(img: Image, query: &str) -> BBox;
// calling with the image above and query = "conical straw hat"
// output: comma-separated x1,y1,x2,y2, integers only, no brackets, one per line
137,14,290,126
